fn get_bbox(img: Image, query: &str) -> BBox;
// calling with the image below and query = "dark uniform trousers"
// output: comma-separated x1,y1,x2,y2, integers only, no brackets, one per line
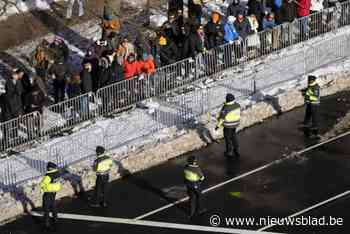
187,183,201,218
304,103,319,129
224,127,239,157
94,174,109,205
43,192,57,227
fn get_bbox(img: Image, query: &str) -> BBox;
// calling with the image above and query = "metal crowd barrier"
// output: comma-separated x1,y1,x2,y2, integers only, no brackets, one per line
1,31,350,190
1,2,350,153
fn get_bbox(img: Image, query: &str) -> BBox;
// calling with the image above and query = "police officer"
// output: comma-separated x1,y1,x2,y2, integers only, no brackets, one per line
90,146,113,208
40,162,61,229
184,155,205,219
215,93,241,158
302,75,320,136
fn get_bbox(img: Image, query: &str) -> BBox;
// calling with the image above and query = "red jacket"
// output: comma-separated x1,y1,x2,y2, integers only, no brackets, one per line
123,60,141,80
139,58,156,75
297,0,311,17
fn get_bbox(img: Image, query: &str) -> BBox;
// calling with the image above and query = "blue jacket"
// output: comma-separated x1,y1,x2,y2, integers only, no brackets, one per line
224,22,239,43
274,0,283,9
262,19,276,30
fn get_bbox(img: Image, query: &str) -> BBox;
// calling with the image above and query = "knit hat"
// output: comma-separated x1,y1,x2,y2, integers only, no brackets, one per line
47,162,58,171
96,146,105,156
226,93,235,102
159,36,167,46
308,75,317,82
187,155,197,164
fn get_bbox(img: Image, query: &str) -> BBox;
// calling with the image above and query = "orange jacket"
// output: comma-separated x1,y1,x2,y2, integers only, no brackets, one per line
123,59,141,80
139,58,156,75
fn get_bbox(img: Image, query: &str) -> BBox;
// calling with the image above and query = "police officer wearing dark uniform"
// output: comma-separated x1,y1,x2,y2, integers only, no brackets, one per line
302,75,320,136
90,146,113,208
215,93,241,158
40,162,61,229
184,155,205,219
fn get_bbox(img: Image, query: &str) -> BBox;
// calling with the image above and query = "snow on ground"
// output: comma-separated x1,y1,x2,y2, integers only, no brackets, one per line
2,27,350,189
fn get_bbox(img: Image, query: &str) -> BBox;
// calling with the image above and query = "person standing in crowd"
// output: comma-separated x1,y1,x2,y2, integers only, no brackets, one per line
24,77,47,114
224,16,239,44
48,57,69,103
67,74,82,99
183,25,206,59
262,12,277,30
297,0,311,38
158,35,179,66
40,162,61,230
184,155,205,219
138,54,156,75
301,75,320,137
205,11,225,49
66,0,85,20
227,0,245,19
272,0,284,24
188,0,204,24
215,93,241,158
123,53,141,80
117,37,135,61
247,0,264,29
82,49,99,92
168,0,184,17
234,12,253,40
97,56,113,89
50,36,69,63
1,70,24,121
80,62,94,94
280,0,298,23
90,146,113,208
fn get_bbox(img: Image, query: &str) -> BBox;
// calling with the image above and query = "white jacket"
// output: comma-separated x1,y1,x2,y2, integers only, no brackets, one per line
310,0,324,12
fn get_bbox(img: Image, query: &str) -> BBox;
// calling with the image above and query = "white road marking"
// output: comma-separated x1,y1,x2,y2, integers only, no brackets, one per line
134,131,350,220
258,190,350,231
31,212,284,234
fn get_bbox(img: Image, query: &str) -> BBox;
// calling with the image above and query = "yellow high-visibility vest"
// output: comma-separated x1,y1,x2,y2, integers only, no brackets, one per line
40,169,61,193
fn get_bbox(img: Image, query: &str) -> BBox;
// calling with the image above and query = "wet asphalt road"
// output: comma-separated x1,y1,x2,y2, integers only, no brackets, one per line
1,92,350,234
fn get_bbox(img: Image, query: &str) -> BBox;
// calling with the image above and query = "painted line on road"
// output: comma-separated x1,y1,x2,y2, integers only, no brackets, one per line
258,190,350,231
134,130,350,220
31,212,284,234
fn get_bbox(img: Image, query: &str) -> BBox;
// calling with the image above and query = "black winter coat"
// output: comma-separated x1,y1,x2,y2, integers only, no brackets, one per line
227,2,246,17
49,62,69,81
168,0,184,12
182,32,205,58
247,0,264,23
2,78,24,120
159,40,178,66
97,66,113,89
234,18,253,39
205,21,225,49
80,69,93,94
24,85,46,114
280,0,297,22
68,82,81,99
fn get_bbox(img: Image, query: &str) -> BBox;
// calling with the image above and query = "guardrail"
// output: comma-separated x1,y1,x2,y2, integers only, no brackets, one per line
1,27,350,191
1,2,350,153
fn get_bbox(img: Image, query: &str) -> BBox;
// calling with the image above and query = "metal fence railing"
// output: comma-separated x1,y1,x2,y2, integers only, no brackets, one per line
1,2,350,153
1,30,350,191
